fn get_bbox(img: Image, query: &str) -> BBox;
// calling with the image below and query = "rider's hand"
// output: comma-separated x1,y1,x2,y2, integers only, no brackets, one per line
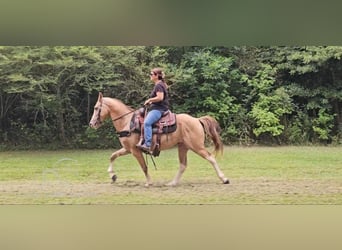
144,99,152,106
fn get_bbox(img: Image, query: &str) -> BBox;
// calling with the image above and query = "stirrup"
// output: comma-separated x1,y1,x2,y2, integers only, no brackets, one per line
152,144,160,157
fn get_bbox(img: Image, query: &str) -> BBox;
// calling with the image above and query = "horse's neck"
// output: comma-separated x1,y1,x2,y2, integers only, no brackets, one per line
104,98,133,131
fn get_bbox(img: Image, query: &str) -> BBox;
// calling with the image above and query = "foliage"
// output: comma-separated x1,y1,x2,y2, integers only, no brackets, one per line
248,64,293,139
0,46,341,149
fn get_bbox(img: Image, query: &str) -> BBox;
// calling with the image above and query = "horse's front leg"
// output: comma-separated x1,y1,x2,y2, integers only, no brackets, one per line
132,149,152,187
108,147,130,183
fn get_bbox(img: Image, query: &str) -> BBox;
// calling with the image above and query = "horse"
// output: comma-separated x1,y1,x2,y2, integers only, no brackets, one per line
89,92,230,187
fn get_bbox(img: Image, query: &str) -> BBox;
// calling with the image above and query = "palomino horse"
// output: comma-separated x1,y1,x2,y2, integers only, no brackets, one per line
89,92,230,187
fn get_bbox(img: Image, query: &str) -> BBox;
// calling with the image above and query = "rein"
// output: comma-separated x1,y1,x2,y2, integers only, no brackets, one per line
112,109,136,122
112,109,137,138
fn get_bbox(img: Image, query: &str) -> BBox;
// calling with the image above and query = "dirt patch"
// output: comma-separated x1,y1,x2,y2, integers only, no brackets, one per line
1,178,342,204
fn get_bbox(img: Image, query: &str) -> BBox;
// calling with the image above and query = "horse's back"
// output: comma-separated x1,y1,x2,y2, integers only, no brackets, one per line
176,113,202,122
156,113,203,149
175,113,205,136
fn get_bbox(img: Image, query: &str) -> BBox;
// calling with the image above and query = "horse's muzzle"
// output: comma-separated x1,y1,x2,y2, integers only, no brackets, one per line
89,121,99,129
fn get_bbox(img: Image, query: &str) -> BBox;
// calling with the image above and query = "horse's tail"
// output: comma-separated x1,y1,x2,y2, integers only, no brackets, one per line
198,116,223,156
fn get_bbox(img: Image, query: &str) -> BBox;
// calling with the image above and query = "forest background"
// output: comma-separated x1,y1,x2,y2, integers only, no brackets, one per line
0,46,341,150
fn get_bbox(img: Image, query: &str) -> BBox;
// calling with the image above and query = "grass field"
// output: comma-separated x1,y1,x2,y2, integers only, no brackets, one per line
0,146,341,204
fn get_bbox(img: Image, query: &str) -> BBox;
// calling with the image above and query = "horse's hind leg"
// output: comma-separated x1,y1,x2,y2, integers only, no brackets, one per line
167,143,188,186
196,149,229,184
108,148,129,182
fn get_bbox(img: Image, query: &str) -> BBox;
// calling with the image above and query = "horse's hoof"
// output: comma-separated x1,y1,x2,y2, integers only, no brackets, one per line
166,181,177,187
223,179,230,184
111,175,117,183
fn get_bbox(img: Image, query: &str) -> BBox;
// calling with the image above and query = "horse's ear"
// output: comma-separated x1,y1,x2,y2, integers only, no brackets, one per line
98,92,103,102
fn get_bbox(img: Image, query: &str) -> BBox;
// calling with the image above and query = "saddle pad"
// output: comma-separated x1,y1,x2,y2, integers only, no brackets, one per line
131,111,177,134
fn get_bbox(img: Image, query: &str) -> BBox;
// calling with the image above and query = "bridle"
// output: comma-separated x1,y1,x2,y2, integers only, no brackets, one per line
96,103,103,125
96,101,136,126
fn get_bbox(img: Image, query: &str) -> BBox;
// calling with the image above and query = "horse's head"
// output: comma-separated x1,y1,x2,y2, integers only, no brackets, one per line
89,92,109,129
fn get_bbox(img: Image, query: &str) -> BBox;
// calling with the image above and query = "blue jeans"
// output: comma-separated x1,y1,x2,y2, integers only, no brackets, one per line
144,110,162,147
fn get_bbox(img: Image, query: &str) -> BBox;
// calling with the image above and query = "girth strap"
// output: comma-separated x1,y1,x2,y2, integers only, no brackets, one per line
117,131,131,138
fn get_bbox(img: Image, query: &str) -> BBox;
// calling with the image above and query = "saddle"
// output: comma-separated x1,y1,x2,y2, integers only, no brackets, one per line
133,107,177,156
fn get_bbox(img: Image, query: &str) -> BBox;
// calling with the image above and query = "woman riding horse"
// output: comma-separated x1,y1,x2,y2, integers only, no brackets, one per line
89,86,230,187
136,67,169,153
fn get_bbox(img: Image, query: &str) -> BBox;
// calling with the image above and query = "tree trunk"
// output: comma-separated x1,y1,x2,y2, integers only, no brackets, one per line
56,85,67,144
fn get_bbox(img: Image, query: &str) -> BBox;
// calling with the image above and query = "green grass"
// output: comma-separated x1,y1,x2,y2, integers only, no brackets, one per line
224,146,342,179
0,150,109,181
0,146,341,204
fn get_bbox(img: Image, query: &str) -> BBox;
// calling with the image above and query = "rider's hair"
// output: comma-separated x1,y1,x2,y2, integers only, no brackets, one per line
152,67,168,88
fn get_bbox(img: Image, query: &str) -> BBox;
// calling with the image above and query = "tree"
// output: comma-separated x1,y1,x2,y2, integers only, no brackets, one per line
1,46,341,148
247,63,294,142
